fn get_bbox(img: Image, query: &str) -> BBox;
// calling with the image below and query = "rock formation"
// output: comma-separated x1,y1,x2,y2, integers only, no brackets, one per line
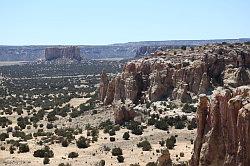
45,46,81,61
190,86,250,166
99,43,250,106
157,148,172,166
113,100,137,124
99,70,109,102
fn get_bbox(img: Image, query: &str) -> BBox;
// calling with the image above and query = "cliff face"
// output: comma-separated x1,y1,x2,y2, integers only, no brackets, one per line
190,86,250,166
99,43,250,106
45,46,81,61
0,39,249,61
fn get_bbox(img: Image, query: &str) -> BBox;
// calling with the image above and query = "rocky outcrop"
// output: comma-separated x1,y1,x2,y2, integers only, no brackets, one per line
99,43,250,106
45,46,81,61
113,100,137,124
104,78,115,105
135,45,180,58
99,70,109,102
190,86,250,166
157,148,172,166
172,83,192,103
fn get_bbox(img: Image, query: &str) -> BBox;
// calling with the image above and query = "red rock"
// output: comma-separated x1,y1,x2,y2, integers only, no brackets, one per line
113,101,137,124
99,44,250,105
99,70,109,102
190,86,250,166
157,148,172,166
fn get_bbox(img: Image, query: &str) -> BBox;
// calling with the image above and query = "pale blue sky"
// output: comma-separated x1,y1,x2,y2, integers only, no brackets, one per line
0,0,249,45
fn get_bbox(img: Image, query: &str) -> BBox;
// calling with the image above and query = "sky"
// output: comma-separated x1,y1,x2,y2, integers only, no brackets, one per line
0,0,250,45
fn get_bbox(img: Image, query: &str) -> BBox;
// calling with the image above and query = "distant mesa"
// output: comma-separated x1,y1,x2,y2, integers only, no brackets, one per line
45,46,81,61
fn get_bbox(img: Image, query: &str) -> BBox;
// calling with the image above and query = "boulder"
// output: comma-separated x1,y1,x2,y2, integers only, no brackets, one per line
157,148,172,166
113,100,137,124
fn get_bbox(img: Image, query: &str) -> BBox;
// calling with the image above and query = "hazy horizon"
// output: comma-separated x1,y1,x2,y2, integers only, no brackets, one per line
1,0,250,45
1,38,250,47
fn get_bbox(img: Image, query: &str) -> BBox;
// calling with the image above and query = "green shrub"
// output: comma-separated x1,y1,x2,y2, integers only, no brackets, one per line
9,145,15,154
166,136,176,149
18,143,29,153
137,140,151,151
122,132,130,140
174,121,185,129
68,152,79,158
110,137,115,142
117,155,124,163
182,103,196,113
76,136,89,149
33,146,54,158
126,121,143,135
108,129,116,136
0,133,9,141
111,147,122,156
155,118,169,130
46,123,54,129
61,139,69,147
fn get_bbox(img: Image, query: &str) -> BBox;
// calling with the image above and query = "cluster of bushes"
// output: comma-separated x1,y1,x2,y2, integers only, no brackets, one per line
30,109,45,123
0,133,9,141
111,147,124,163
18,143,30,153
17,116,31,129
148,114,193,130
182,103,196,113
86,126,99,142
126,121,143,135
76,136,90,149
68,152,79,158
0,117,12,128
165,136,176,149
159,135,177,149
55,127,82,141
33,146,54,158
12,131,33,140
33,130,53,138
137,140,152,151
79,103,95,112
99,119,120,136
111,147,123,156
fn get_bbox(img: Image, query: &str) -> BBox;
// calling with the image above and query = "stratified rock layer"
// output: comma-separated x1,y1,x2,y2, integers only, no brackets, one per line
100,43,250,106
190,86,250,166
45,46,81,61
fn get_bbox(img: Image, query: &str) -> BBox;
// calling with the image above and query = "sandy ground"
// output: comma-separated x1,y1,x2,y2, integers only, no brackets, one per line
0,61,28,66
0,105,196,166
0,127,195,166
68,97,90,108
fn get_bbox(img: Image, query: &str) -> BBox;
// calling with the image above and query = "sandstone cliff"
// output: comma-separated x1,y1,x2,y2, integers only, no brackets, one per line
45,46,81,61
190,86,250,166
99,43,250,106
